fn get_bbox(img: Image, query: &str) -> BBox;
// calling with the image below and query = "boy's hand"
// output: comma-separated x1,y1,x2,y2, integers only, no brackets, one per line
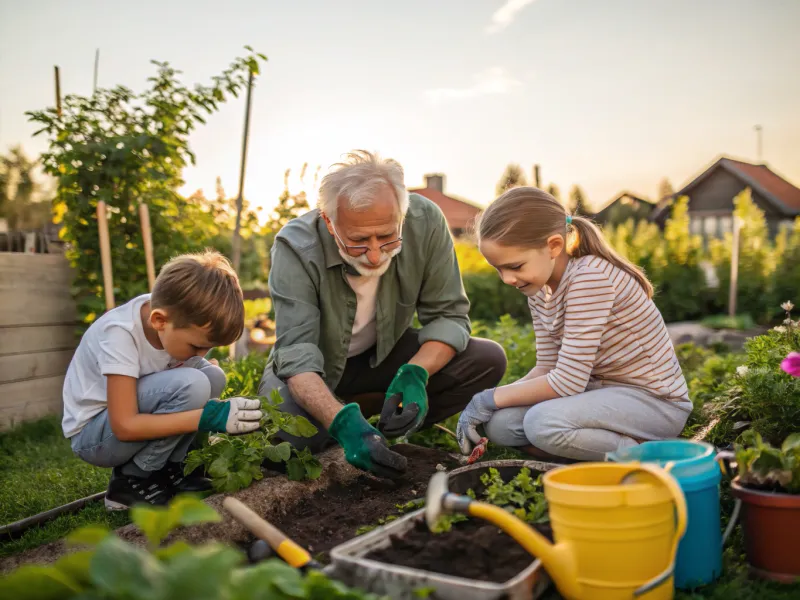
198,397,263,434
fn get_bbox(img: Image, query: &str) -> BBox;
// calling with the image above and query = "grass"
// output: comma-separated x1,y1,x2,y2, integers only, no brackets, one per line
0,416,129,557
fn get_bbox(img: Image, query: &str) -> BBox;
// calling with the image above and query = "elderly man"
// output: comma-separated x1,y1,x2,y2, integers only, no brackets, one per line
259,150,506,478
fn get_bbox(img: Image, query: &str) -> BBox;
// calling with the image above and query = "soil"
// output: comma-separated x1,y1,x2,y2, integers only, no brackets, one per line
0,444,458,574
269,444,459,558
366,518,552,584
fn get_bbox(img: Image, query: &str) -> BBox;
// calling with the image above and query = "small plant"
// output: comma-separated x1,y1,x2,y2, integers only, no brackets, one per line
431,468,548,533
700,314,756,331
185,390,321,492
735,430,800,494
0,495,385,600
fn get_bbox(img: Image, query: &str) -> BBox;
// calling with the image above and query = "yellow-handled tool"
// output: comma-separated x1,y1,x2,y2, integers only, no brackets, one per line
425,471,582,600
223,496,321,570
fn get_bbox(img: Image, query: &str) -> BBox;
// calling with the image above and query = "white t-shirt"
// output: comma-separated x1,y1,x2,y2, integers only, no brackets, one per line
62,294,180,438
346,273,380,357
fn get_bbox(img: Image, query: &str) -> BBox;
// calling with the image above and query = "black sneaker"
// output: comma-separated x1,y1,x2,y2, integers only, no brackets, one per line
104,472,176,510
158,461,213,493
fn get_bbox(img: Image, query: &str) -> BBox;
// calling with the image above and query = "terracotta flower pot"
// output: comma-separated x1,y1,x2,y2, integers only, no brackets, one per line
731,478,800,582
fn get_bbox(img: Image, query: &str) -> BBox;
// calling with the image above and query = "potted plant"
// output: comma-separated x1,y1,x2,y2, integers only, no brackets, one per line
731,429,800,582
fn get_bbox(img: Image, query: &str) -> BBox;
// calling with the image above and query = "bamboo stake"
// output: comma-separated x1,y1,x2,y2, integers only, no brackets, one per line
139,203,156,290
96,201,115,310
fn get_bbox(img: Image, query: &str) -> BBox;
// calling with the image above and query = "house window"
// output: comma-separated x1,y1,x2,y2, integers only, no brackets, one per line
719,216,733,235
779,219,796,234
704,216,718,237
690,217,702,236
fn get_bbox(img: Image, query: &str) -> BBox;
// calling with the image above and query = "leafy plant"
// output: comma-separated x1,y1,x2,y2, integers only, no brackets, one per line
184,390,321,492
701,314,756,331
27,49,266,330
0,495,385,600
431,468,548,534
706,313,800,447
735,431,800,494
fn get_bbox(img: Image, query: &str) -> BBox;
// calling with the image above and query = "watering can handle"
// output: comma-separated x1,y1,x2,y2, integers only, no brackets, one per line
629,462,688,598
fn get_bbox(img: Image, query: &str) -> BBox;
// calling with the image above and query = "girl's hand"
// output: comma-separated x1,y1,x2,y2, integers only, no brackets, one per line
456,389,498,455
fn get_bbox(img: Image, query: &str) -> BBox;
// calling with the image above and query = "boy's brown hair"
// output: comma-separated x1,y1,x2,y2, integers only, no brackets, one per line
151,250,244,345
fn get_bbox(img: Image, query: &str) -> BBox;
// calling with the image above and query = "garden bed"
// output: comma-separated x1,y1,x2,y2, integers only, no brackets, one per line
0,443,456,573
268,444,459,558
366,517,549,583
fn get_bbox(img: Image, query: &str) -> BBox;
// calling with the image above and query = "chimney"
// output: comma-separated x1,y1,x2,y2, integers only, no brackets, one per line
424,173,445,193
533,164,541,188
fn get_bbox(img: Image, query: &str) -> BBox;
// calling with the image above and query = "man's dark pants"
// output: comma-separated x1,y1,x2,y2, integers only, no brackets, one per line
258,329,507,452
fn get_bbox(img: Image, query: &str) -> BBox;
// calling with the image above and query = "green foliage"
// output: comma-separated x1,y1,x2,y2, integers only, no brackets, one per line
495,163,528,197
473,315,537,384
700,314,756,331
567,185,589,216
735,431,800,494
710,189,775,323
773,220,800,321
0,146,53,231
706,319,800,447
432,468,547,533
185,388,321,492
479,467,548,525
0,496,384,600
26,49,266,328
461,272,529,322
263,167,311,273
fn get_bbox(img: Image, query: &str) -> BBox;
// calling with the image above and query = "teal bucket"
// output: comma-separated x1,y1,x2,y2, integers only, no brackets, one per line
607,440,722,589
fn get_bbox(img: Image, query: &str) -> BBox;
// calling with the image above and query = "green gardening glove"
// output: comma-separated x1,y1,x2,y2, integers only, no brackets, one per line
329,404,408,478
378,364,429,438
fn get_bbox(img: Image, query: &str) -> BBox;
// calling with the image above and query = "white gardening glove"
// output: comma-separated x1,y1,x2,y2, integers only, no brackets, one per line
199,397,263,435
456,388,498,455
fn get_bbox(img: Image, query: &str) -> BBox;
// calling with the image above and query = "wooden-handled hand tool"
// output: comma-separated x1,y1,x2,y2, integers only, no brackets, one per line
223,496,322,570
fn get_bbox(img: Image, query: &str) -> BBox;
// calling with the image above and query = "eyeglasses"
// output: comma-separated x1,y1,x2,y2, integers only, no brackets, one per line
330,222,403,258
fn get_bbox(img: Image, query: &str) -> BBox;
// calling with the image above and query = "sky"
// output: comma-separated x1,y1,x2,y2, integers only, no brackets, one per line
1,0,799,216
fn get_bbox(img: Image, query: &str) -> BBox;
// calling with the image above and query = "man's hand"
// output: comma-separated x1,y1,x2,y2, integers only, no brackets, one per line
198,397,263,434
378,364,429,438
456,388,498,455
329,403,408,478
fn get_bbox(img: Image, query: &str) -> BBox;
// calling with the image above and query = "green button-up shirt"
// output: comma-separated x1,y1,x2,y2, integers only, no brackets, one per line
267,193,471,389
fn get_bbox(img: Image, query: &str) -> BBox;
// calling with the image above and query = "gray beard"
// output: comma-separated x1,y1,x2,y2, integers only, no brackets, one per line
339,247,401,277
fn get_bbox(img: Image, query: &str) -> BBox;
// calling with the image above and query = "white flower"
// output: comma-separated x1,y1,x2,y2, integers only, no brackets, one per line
784,318,794,326
782,301,795,312
736,366,750,376
773,326,788,334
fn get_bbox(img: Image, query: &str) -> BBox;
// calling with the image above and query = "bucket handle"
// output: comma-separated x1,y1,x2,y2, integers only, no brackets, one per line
622,462,688,598
714,451,742,547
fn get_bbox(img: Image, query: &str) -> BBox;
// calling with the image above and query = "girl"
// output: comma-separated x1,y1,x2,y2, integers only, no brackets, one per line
457,187,692,461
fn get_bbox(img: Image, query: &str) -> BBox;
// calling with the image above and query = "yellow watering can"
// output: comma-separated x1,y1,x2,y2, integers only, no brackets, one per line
426,461,687,600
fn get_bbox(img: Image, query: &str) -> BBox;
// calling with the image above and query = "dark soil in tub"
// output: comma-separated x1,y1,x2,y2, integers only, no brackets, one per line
268,444,458,560
366,518,552,584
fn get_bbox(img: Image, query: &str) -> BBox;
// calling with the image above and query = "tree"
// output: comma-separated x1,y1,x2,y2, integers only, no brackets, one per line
0,146,52,230
710,188,775,322
495,164,528,196
546,184,562,204
568,185,589,215
772,218,800,320
27,49,267,326
658,178,675,201
264,166,311,272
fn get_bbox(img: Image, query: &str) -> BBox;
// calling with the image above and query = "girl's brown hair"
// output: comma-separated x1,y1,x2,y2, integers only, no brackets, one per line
477,186,654,298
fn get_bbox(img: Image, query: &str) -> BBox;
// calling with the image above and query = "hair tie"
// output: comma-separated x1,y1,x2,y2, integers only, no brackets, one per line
566,215,573,226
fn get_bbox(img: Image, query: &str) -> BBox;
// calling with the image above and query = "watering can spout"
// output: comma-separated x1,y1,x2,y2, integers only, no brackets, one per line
466,501,582,599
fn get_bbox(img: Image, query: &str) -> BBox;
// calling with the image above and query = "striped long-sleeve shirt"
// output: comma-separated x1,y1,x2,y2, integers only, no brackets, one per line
532,255,689,402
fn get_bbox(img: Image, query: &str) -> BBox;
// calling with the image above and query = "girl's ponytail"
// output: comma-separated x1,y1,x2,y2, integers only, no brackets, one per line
568,215,654,298
478,186,654,298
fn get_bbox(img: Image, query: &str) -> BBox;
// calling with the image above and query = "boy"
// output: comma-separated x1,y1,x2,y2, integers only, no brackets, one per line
63,251,262,509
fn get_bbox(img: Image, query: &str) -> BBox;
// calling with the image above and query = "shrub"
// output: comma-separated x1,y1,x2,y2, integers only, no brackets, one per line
706,313,800,447
701,314,756,331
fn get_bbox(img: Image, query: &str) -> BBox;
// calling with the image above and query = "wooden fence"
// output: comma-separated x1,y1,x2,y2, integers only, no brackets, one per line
0,253,76,430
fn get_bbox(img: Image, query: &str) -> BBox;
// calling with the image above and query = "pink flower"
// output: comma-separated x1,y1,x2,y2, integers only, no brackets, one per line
781,352,800,378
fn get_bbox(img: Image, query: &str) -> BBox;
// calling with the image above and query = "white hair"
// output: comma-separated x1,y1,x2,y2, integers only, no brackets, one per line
318,150,409,222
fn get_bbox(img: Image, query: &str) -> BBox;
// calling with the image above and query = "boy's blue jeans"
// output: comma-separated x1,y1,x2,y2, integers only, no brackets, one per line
70,358,226,474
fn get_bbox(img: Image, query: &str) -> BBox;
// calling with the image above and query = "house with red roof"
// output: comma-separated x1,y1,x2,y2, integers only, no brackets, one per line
409,174,482,237
651,156,800,240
